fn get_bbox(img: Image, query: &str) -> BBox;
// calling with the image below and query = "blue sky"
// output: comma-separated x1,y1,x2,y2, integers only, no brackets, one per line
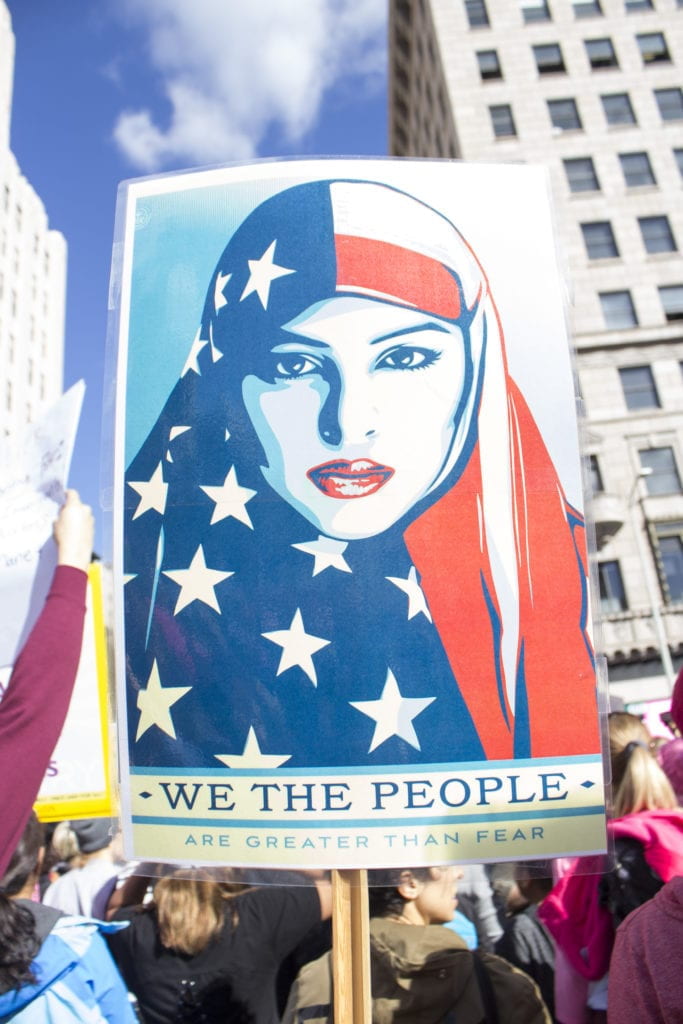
5,0,387,550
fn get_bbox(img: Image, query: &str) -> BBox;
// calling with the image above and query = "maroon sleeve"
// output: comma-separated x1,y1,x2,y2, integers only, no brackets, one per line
0,565,88,877
608,892,682,1024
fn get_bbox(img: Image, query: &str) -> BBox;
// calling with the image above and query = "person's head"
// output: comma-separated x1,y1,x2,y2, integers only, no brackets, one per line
368,865,463,926
0,813,45,994
671,668,683,736
153,871,229,956
608,711,652,766
204,180,495,541
608,714,677,817
513,859,553,906
48,821,85,872
67,817,116,859
657,738,683,804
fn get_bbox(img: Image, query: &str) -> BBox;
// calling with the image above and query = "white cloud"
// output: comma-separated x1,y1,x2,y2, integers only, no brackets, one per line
111,0,387,171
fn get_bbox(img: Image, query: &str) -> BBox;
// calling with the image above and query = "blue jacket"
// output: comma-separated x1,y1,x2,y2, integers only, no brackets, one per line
0,907,135,1024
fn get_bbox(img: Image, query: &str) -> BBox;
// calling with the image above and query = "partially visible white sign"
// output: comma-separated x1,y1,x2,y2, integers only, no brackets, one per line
0,382,85,666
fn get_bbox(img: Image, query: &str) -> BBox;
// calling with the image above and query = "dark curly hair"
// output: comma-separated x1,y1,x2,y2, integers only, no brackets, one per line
0,813,45,994
368,867,434,919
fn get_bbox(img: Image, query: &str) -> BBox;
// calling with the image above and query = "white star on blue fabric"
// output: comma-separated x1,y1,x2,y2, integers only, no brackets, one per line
136,660,191,741
128,462,168,519
350,669,436,752
214,270,231,313
166,425,191,463
214,727,291,769
181,330,208,377
240,240,295,310
386,566,432,622
208,321,223,363
262,608,330,686
292,535,352,576
200,466,256,528
163,545,234,614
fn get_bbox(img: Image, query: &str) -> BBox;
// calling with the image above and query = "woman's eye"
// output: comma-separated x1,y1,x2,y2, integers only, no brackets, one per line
273,354,321,379
376,346,440,371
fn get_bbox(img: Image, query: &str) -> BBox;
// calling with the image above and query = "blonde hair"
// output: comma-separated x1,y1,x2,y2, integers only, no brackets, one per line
49,822,84,868
608,712,651,762
154,872,230,956
608,712,677,818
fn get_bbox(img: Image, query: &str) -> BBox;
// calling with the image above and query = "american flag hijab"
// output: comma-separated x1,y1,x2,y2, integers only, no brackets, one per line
124,179,598,771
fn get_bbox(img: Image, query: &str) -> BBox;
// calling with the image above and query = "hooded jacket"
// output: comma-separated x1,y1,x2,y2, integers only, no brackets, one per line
0,901,135,1024
538,808,683,981
283,917,550,1024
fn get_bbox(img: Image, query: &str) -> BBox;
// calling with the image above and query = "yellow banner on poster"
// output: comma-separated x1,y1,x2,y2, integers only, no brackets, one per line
35,564,114,822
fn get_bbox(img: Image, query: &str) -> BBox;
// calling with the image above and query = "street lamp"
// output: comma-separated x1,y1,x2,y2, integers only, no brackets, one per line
628,468,675,693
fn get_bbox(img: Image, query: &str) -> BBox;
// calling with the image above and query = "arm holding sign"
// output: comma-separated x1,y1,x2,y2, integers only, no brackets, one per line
0,490,94,877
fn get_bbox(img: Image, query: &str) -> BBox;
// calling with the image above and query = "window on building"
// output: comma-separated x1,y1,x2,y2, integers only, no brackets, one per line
489,104,517,137
639,447,682,495
589,454,604,493
573,0,602,16
394,65,409,90
3,185,9,212
395,25,411,59
639,215,677,254
520,0,551,21
659,285,683,322
600,290,638,328
10,290,17,318
465,0,490,27
653,523,683,603
637,32,671,65
5,381,11,413
477,49,503,79
15,205,22,232
393,122,408,152
598,561,628,613
533,43,565,74
582,221,619,259
619,365,660,410
548,97,582,130
40,375,46,401
394,95,408,121
563,156,600,192
655,88,683,122
625,0,653,8
601,92,636,125
674,149,683,178
585,37,618,69
619,151,656,187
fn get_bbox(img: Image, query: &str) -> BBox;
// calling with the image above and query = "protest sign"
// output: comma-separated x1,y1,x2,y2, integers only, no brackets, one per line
112,159,607,868
0,382,84,666
33,564,114,821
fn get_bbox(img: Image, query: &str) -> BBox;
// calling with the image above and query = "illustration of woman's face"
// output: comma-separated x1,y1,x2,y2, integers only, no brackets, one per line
242,296,468,540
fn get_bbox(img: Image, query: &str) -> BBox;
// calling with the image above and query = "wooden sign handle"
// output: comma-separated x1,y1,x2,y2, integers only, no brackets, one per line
331,868,371,1023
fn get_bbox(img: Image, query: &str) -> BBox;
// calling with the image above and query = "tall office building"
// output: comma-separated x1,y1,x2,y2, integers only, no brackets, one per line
389,0,683,707
0,0,66,436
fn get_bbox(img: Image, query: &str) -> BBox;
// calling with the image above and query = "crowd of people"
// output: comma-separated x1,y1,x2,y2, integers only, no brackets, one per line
1,492,682,1022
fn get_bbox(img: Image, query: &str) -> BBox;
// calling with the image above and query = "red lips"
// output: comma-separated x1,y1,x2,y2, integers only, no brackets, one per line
307,459,394,499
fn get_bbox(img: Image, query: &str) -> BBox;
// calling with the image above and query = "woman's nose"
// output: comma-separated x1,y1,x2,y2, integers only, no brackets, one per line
318,372,377,447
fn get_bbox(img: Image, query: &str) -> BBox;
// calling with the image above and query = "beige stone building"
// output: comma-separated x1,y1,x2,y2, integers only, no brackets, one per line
0,0,66,436
389,0,683,709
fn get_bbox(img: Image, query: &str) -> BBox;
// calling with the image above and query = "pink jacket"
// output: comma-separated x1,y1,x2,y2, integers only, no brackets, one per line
538,809,683,981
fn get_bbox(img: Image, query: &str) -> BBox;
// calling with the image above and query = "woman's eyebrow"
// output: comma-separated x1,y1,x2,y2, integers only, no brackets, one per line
275,335,330,350
370,322,452,346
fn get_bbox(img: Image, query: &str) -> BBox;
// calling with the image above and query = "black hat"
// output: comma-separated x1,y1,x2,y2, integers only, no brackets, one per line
69,818,116,854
